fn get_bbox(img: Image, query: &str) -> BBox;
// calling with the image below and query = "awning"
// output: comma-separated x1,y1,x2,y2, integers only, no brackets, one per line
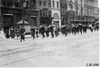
16,20,29,25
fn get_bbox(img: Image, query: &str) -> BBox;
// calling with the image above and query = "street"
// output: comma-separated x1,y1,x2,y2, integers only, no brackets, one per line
0,30,99,67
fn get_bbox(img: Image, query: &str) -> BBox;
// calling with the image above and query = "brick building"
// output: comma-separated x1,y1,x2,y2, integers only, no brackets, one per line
36,0,53,26
51,0,61,27
84,0,98,24
60,0,99,25
0,0,39,33
94,0,99,20
60,0,85,25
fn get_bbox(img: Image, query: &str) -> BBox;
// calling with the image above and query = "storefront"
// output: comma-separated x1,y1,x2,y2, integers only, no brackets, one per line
84,16,95,24
0,6,38,33
40,17,53,26
1,6,22,32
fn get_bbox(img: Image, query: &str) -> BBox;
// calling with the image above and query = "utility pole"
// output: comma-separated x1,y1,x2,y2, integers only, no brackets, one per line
22,0,27,26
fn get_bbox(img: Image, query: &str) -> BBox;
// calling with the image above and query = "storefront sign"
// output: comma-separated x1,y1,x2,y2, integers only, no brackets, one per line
26,10,38,16
1,8,22,14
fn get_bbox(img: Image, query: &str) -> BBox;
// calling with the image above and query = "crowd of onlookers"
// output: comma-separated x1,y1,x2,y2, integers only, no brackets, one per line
0,22,99,42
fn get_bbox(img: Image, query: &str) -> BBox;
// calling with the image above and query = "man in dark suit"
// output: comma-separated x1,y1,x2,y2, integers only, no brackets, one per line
40,25,45,39
31,26,36,39
19,26,25,42
49,25,54,38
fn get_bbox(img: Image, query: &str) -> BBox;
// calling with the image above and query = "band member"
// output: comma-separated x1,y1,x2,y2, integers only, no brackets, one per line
45,26,49,37
54,26,60,37
31,26,36,39
40,25,45,39
35,26,39,38
16,27,20,38
49,25,54,38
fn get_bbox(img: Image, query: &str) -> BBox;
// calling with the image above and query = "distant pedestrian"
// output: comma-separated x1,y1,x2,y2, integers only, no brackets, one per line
10,26,15,38
19,26,25,42
16,27,20,38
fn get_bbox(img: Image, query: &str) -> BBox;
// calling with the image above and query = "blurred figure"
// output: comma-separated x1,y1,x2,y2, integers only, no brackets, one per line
35,26,39,38
16,26,20,38
49,25,54,38
10,26,15,39
45,25,49,37
39,25,45,39
19,26,25,42
54,26,60,37
5,29,10,39
31,26,36,39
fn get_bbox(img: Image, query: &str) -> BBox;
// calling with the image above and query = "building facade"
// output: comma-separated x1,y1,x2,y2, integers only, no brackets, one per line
0,0,99,32
0,0,39,33
61,0,99,25
84,0,98,23
51,0,61,27
94,0,99,20
60,0,85,25
36,0,53,26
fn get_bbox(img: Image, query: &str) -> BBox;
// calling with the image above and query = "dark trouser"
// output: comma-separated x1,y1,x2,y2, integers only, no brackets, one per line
55,31,59,37
20,34,25,42
91,29,93,32
32,33,35,39
50,31,54,38
16,33,19,38
36,32,39,37
46,31,49,37
41,32,45,38
65,31,68,36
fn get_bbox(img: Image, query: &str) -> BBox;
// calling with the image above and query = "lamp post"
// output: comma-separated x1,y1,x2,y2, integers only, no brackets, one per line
22,0,27,26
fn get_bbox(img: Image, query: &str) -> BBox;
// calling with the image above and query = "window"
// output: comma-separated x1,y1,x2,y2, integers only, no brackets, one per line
39,0,42,6
43,0,46,6
81,0,82,4
69,4,73,11
1,0,22,7
57,2,59,8
53,1,55,8
81,7,83,15
48,0,51,7
75,6,78,14
40,10,42,17
2,1,7,6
